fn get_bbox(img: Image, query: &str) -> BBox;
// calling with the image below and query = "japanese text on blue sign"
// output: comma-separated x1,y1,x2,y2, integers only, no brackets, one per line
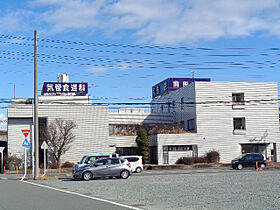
42,82,88,94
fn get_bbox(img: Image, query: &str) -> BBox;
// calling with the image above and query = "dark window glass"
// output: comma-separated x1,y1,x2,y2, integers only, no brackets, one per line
126,157,139,162
111,159,120,165
95,159,109,166
232,93,245,104
233,118,246,130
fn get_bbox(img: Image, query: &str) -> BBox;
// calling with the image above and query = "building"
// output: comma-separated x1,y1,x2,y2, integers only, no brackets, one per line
7,75,280,165
7,75,171,164
151,81,280,163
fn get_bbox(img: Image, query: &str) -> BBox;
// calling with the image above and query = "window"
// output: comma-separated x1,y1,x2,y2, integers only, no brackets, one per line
181,97,184,110
173,81,179,88
126,157,139,162
95,159,109,166
233,118,246,130
232,93,244,105
187,119,195,131
180,121,185,129
111,159,120,165
85,156,97,164
167,145,193,151
168,102,171,113
183,81,188,87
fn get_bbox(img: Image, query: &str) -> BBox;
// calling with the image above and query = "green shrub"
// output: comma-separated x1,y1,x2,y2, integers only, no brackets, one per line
206,150,220,163
177,156,207,165
176,157,194,165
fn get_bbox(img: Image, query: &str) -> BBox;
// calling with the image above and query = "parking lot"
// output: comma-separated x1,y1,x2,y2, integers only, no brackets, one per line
31,168,280,210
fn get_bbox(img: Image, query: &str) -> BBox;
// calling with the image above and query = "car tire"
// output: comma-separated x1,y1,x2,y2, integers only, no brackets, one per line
82,171,93,181
260,163,266,168
120,170,130,179
135,167,142,173
237,164,243,170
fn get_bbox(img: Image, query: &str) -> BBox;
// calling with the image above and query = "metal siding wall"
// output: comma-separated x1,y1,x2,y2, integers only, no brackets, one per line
155,82,280,164
8,104,109,163
195,82,280,162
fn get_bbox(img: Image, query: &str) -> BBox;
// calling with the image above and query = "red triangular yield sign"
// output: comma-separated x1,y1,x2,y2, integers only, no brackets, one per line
21,129,31,138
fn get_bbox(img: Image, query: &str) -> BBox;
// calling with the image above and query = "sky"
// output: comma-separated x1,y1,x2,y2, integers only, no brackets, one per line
1,0,280,130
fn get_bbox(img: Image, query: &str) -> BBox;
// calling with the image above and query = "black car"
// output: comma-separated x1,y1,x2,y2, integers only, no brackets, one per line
232,153,266,170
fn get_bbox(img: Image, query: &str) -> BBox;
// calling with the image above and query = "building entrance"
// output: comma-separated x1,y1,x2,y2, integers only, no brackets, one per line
240,143,269,159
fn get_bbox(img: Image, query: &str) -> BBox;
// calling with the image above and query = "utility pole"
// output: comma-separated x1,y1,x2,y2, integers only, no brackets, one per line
34,30,39,178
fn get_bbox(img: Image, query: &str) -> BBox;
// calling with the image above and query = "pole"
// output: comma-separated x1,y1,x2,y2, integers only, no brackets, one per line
32,100,35,178
0,147,4,174
34,30,39,178
43,148,46,176
1,151,3,174
21,148,27,181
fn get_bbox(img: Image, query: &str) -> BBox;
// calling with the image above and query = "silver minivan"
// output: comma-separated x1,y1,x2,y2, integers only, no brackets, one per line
73,153,119,172
73,157,132,181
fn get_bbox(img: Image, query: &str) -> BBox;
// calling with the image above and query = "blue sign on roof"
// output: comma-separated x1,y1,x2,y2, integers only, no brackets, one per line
22,139,31,148
152,78,211,98
42,82,88,95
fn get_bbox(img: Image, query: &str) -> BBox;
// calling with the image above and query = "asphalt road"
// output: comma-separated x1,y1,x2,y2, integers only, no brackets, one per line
31,168,280,210
0,176,135,210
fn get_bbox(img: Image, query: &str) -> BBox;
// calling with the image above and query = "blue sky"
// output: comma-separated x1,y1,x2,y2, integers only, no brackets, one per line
1,0,280,129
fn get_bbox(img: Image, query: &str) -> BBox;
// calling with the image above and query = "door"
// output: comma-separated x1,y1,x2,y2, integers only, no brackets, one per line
92,159,110,176
107,159,122,176
243,155,254,167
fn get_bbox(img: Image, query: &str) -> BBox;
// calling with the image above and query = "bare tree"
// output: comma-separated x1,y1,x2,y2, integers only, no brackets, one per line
42,119,76,165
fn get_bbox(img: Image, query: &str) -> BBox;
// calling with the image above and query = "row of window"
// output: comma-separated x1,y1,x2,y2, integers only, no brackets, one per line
163,145,193,151
153,81,189,95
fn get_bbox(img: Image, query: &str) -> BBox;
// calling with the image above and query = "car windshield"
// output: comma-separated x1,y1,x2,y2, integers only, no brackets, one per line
80,156,87,164
238,154,247,159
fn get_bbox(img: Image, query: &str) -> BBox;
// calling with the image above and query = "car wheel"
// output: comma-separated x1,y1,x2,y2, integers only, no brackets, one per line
260,163,266,168
120,170,129,179
237,164,243,170
135,167,142,173
82,171,93,181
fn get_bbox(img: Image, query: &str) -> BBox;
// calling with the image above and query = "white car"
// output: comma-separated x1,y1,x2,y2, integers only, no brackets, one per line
121,156,143,173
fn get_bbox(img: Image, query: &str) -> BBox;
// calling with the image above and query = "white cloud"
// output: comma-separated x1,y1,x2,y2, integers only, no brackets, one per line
2,0,280,44
85,66,110,73
0,114,7,130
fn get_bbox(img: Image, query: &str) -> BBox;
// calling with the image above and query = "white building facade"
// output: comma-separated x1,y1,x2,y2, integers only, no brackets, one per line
7,78,280,165
151,82,280,164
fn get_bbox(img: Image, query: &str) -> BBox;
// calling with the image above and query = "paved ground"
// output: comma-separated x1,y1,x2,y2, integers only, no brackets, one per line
26,168,280,210
1,168,280,209
0,176,134,210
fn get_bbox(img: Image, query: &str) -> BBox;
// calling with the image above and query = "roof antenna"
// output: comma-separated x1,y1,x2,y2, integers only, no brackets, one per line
190,71,196,78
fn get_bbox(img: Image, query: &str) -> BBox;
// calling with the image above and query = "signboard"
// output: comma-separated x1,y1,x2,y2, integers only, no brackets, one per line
42,82,88,95
22,139,31,148
21,129,31,138
41,141,48,150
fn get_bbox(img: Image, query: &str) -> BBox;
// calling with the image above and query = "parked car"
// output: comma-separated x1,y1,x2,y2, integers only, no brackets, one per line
232,153,266,170
73,157,132,181
121,156,143,173
73,153,119,172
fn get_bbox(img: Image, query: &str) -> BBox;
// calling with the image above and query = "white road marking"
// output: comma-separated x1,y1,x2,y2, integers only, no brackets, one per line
22,180,141,210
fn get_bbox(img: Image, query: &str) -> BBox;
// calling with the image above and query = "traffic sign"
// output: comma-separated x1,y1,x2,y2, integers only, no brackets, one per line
41,141,48,150
21,130,31,138
22,139,31,148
